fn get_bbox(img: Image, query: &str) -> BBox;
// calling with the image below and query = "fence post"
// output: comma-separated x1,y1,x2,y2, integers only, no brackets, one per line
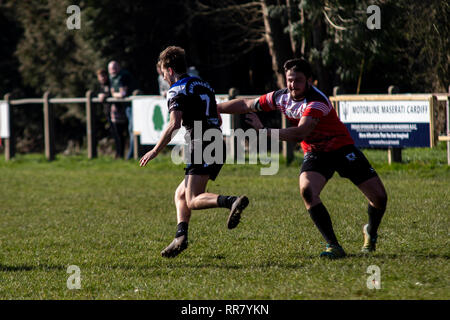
387,85,402,164
132,89,141,160
447,86,450,165
228,88,239,162
333,86,342,96
4,93,15,161
388,85,399,94
43,91,55,161
86,90,97,159
332,86,343,112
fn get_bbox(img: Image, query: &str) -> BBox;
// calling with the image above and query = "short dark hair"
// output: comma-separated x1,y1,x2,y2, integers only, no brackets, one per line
96,68,107,76
283,59,312,78
158,46,187,74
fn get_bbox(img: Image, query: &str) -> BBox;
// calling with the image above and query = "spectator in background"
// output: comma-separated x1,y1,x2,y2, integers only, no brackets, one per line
96,69,122,158
96,69,110,106
187,66,200,79
108,60,136,159
96,66,126,159
95,68,111,130
157,61,170,97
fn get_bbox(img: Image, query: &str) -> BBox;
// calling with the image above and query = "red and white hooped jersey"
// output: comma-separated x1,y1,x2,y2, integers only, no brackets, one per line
258,86,354,153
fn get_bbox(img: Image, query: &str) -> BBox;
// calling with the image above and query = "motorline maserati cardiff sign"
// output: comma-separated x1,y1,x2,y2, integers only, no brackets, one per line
336,96,435,148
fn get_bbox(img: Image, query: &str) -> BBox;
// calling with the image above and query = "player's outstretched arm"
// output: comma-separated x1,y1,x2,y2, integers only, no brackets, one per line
139,110,182,167
276,116,319,142
245,113,318,142
217,98,257,114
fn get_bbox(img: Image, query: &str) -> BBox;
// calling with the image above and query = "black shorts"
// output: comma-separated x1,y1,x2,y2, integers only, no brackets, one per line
184,139,226,181
185,163,223,181
300,144,378,185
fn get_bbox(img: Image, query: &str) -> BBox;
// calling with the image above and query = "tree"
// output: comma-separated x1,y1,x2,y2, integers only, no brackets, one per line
10,0,105,150
186,0,294,89
14,0,102,98
188,0,449,94
0,1,24,96
2,0,447,154
300,0,449,93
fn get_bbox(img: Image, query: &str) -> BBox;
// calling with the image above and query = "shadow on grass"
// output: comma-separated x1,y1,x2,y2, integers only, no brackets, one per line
93,256,305,270
67,252,450,272
300,252,450,260
295,252,449,260
97,262,305,271
0,264,66,272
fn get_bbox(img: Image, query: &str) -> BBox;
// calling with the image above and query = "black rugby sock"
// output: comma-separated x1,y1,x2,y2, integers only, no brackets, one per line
217,195,237,209
367,204,385,237
175,222,189,239
308,202,340,246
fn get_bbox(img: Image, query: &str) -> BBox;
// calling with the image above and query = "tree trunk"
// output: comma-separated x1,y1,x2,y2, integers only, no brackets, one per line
286,0,300,57
261,0,293,89
300,3,306,56
311,17,332,95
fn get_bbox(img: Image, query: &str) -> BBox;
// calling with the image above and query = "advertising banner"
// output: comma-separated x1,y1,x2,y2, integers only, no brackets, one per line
0,102,10,138
132,95,231,145
338,98,432,147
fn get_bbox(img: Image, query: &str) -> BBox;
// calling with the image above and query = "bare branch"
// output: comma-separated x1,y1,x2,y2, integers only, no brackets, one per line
337,14,354,23
323,10,347,30
193,1,262,16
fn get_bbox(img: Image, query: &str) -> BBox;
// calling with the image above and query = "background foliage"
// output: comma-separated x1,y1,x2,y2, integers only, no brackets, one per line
0,0,448,152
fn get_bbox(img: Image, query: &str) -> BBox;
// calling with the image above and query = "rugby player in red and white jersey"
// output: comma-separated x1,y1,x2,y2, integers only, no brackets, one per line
218,58,387,258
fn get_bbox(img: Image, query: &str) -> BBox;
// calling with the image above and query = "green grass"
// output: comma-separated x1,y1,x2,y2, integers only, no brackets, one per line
0,144,449,300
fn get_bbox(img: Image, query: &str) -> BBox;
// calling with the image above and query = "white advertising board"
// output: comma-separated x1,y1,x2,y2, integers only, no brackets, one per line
132,95,231,145
0,102,10,138
338,99,432,147
338,100,429,123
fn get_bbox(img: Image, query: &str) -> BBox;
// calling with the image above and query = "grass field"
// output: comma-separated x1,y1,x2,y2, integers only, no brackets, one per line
0,144,449,300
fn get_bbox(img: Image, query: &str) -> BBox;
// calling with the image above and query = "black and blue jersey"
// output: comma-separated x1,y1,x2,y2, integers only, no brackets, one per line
167,74,222,138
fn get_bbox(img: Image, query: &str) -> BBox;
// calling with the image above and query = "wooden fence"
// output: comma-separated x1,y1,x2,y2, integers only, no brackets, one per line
1,90,249,162
1,88,449,164
2,91,145,161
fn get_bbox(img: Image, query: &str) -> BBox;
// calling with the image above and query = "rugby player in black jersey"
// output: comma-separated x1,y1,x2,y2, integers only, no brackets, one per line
140,46,249,258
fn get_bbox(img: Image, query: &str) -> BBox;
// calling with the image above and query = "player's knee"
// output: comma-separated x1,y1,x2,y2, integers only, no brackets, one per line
376,192,388,210
300,185,315,205
175,188,185,201
371,191,387,210
186,197,197,210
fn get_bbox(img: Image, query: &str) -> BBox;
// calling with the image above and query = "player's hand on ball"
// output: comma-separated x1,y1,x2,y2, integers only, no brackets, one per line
245,113,264,130
140,149,157,167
